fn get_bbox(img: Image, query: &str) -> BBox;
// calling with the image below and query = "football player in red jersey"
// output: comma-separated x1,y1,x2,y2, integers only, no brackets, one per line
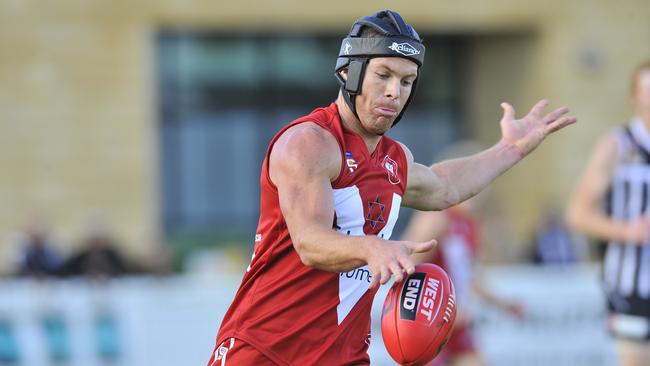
208,10,575,366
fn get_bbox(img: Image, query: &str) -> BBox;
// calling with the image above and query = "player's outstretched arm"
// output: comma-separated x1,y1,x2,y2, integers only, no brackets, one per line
270,123,435,287
565,134,650,244
402,100,576,211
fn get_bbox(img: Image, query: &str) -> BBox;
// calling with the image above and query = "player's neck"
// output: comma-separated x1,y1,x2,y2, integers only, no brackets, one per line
336,95,382,154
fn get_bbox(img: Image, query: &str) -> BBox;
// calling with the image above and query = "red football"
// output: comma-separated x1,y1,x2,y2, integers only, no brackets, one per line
381,263,457,366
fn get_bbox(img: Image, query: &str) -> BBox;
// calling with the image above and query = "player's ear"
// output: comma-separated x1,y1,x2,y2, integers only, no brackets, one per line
338,68,348,81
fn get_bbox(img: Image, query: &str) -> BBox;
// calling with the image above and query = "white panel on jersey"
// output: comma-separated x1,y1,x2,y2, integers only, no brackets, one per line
376,193,402,240
338,265,373,325
333,186,365,237
641,170,650,298
620,246,638,296
334,188,402,325
605,174,626,293
620,174,643,296
334,186,368,325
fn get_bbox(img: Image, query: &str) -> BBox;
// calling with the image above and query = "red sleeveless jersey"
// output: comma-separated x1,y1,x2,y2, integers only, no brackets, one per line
215,103,408,365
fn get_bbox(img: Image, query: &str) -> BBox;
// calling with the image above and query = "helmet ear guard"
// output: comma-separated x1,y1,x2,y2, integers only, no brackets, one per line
334,10,426,126
334,58,369,120
335,58,369,95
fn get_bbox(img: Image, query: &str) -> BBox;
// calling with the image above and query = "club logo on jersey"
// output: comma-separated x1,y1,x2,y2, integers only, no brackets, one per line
382,155,400,184
247,234,262,272
345,151,358,173
215,339,234,361
366,195,386,229
389,42,421,57
216,346,228,360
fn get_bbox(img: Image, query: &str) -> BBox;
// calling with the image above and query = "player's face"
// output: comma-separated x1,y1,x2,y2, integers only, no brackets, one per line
634,69,650,113
355,57,418,135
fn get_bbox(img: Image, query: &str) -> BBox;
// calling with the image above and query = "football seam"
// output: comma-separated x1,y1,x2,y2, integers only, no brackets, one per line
394,285,408,364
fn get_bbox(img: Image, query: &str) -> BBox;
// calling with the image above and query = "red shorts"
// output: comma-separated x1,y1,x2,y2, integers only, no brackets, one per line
426,324,476,366
207,338,276,366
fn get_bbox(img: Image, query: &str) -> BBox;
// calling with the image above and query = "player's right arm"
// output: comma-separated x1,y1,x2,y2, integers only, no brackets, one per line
566,134,650,244
269,122,435,288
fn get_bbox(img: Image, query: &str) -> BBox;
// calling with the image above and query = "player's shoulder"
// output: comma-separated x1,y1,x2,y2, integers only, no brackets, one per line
270,122,342,177
587,128,632,167
594,129,621,153
275,122,340,155
395,140,414,163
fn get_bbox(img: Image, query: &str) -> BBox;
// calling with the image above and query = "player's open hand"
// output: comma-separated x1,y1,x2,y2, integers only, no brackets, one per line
367,238,436,289
499,99,577,157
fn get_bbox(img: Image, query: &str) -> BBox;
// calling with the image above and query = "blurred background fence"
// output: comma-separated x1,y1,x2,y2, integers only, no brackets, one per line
0,265,615,366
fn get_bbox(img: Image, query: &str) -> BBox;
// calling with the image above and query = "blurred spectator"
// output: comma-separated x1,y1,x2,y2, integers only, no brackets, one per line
12,216,63,278
142,231,174,276
144,244,173,277
532,207,586,265
58,217,131,279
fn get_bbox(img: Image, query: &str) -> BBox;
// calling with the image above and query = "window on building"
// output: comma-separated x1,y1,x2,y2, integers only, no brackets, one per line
157,30,466,246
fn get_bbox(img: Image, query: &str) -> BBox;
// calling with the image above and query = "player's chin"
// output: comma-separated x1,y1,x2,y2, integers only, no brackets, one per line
373,117,394,135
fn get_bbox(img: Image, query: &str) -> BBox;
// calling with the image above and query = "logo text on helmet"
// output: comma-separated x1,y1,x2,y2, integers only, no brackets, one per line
344,42,352,55
388,42,420,57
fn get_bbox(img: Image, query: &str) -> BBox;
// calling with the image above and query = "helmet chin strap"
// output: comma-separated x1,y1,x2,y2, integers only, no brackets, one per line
341,86,361,123
338,89,391,137
336,58,368,124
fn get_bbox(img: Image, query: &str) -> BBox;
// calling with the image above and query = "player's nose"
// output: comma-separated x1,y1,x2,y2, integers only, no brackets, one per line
384,79,400,100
